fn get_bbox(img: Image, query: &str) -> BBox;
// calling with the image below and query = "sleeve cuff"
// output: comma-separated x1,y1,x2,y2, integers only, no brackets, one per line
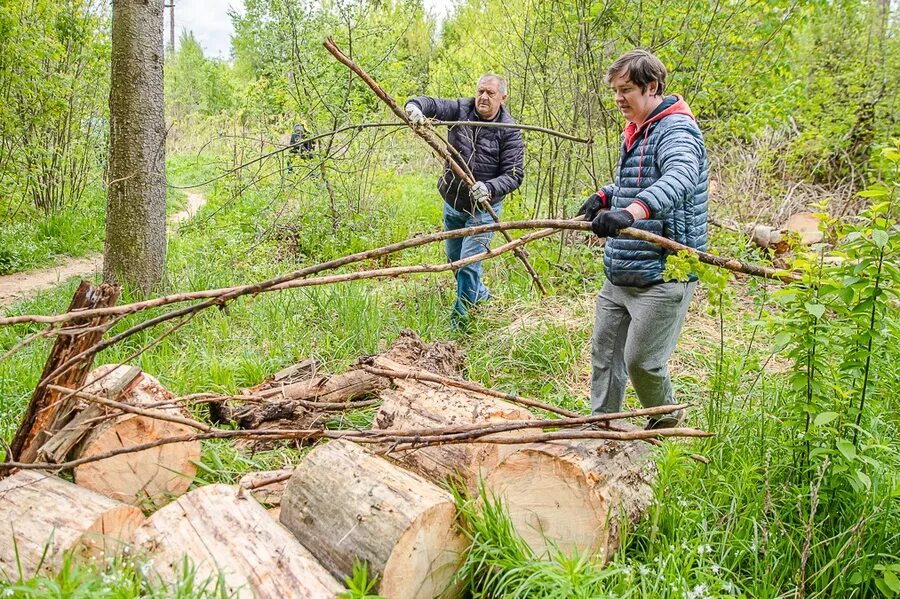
597,190,609,209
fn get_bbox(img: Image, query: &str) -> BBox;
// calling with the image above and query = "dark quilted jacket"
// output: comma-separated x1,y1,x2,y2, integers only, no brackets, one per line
407,96,525,213
596,95,709,287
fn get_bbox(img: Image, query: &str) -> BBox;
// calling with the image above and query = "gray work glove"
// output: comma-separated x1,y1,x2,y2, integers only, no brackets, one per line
405,103,426,127
470,181,491,205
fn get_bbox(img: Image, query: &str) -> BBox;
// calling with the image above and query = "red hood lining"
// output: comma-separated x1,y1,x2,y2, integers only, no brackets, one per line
624,95,694,151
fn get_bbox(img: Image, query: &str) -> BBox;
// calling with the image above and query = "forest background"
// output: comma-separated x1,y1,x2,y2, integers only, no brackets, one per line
0,0,898,596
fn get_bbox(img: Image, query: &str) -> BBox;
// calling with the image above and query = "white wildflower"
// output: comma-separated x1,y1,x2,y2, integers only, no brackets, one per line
685,583,710,599
638,564,651,576
711,563,721,575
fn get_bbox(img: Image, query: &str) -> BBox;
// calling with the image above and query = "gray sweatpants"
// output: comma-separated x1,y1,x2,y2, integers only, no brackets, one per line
590,279,697,415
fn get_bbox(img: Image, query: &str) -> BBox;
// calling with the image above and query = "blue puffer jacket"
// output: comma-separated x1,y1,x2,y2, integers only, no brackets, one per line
407,96,525,213
596,95,709,287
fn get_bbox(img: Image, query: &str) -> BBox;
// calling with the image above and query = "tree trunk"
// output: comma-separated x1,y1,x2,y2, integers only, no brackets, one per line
374,376,535,491
105,0,167,294
483,435,655,560
134,484,342,599
0,470,145,580
280,439,467,599
37,364,200,508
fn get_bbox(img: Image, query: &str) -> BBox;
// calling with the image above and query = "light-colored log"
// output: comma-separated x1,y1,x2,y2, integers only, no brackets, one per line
133,484,342,599
374,372,534,490
0,470,144,579
280,439,467,599
40,365,201,507
483,435,655,561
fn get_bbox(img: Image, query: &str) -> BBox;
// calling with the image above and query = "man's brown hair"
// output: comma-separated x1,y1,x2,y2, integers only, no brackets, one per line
607,50,667,97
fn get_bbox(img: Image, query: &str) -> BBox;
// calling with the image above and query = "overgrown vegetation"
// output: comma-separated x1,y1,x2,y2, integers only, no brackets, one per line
1,0,898,596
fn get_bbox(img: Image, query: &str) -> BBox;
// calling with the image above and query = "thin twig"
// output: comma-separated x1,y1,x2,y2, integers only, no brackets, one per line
1,403,707,473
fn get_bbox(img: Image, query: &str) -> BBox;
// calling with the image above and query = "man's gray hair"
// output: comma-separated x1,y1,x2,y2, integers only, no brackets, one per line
478,73,508,96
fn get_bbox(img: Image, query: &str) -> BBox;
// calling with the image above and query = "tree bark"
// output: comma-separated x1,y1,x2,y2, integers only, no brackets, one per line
8,281,119,464
105,0,167,294
134,484,342,598
280,439,467,599
374,372,535,491
483,434,656,560
0,470,145,580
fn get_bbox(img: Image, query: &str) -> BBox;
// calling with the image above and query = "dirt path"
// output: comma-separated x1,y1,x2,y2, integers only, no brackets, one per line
0,192,206,310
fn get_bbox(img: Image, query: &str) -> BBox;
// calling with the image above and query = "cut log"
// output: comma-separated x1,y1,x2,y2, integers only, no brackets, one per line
280,439,467,599
374,374,535,491
238,468,293,506
133,484,342,599
38,364,200,508
0,470,144,580
483,435,655,561
784,211,823,245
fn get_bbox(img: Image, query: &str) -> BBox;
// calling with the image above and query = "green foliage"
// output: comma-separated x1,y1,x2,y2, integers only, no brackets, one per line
0,552,231,598
165,31,236,121
339,561,384,599
0,0,110,213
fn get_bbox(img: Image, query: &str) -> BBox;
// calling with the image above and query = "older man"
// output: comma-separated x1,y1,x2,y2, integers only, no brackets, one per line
405,74,525,320
578,49,709,429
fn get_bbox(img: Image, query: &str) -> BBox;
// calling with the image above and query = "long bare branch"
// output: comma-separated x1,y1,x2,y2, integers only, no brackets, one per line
0,402,707,474
0,219,795,328
323,36,548,295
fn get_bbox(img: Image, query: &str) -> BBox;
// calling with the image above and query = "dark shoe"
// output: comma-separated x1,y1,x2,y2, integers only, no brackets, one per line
645,408,686,431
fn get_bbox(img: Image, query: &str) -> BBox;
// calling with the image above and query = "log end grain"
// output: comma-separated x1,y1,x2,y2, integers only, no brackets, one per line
74,416,200,507
484,438,655,561
0,470,144,580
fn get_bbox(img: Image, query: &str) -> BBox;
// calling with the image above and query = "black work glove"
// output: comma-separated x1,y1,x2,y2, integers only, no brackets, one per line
591,209,635,238
577,193,603,221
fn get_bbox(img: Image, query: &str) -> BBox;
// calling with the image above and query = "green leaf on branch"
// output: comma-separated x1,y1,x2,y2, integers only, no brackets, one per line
805,302,826,319
836,439,857,461
813,411,839,427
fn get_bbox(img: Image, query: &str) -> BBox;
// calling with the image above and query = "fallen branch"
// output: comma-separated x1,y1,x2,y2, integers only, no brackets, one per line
1,219,796,329
324,36,548,295
7,282,120,465
1,403,707,473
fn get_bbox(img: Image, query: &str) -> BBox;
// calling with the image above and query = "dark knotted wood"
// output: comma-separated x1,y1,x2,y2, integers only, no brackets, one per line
8,281,120,466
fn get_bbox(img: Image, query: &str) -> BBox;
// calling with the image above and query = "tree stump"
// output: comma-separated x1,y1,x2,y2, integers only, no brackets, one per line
374,376,534,491
38,364,200,508
0,470,144,580
483,435,655,560
280,439,467,599
133,484,342,599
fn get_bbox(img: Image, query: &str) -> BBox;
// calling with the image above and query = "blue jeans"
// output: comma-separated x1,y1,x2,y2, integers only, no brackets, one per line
443,201,502,316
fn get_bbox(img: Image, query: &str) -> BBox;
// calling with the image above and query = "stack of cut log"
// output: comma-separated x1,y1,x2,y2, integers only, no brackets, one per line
370,368,655,559
1,330,663,598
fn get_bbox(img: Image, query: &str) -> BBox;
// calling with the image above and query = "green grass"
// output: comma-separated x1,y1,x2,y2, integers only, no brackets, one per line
1,151,898,597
